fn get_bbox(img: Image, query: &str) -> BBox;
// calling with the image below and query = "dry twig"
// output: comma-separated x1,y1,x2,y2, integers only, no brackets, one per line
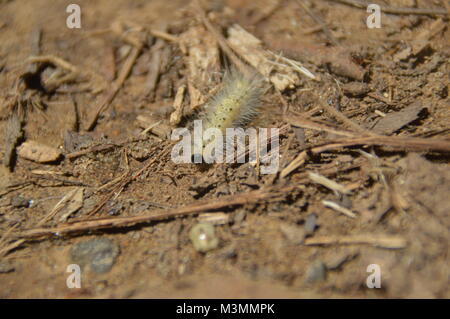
305,234,407,249
17,185,293,239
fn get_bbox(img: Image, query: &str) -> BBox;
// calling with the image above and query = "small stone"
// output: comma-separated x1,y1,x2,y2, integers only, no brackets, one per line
70,238,120,274
10,196,30,208
189,223,219,253
0,261,15,273
304,260,327,284
340,195,352,209
17,140,62,163
304,213,317,235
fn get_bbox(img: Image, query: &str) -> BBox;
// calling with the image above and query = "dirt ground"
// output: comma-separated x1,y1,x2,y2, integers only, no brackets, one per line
0,0,449,298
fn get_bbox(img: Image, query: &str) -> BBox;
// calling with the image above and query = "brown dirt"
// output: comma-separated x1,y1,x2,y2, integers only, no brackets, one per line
0,0,449,298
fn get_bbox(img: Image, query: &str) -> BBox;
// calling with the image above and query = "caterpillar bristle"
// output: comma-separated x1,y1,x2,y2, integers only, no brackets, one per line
190,68,266,162
204,68,265,132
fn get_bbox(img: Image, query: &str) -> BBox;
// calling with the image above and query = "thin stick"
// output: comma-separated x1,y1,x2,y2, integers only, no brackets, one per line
284,115,355,138
311,136,450,153
319,94,375,136
195,0,254,77
0,239,25,259
322,200,357,218
0,225,25,259
150,29,179,42
280,150,307,178
304,234,407,249
66,144,118,159
17,186,293,239
296,0,340,46
86,145,167,216
310,172,351,195
281,114,450,177
285,113,450,153
86,45,141,131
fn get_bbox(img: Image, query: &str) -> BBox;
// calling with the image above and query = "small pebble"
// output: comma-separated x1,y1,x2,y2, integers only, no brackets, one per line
17,140,62,163
304,213,317,235
340,195,352,209
189,223,219,253
70,238,120,274
304,260,327,284
10,196,30,208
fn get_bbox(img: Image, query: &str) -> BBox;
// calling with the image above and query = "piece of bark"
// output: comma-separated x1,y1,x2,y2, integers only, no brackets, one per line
226,24,308,90
180,25,221,89
180,25,220,109
187,80,206,111
371,102,426,135
17,140,62,163
169,84,186,126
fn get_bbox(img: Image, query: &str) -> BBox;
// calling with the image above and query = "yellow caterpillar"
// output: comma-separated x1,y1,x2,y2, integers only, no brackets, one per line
195,68,265,161
203,68,264,132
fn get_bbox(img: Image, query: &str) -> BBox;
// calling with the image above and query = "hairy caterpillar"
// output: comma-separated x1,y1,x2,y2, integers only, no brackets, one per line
204,69,264,131
194,68,265,161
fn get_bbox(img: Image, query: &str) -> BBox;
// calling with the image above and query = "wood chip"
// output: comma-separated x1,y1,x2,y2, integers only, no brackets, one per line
169,84,186,126
280,150,307,178
322,200,357,218
227,24,309,90
304,234,407,249
371,102,425,135
180,25,221,90
2,113,23,169
17,140,62,163
187,80,206,110
309,172,351,195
